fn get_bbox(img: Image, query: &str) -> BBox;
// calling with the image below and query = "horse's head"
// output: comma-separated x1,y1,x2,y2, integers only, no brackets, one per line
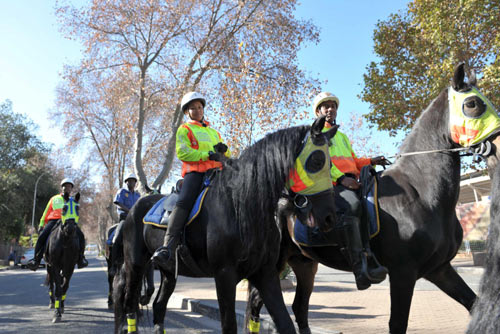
61,192,80,237
449,63,500,172
287,116,338,232
144,184,162,195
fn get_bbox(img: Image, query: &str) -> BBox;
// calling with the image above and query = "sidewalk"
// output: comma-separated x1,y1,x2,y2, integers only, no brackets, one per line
170,255,483,334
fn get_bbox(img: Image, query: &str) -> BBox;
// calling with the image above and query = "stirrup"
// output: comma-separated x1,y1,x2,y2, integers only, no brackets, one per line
27,259,40,271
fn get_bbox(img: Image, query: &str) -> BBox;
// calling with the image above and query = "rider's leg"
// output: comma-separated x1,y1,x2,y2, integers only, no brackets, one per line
359,209,388,282
76,226,88,268
336,185,387,288
152,172,204,271
27,220,58,271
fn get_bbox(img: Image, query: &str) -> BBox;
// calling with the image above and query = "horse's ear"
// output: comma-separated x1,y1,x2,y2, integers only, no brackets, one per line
452,63,466,90
469,68,477,86
75,192,80,203
145,184,152,193
311,115,326,137
324,124,339,141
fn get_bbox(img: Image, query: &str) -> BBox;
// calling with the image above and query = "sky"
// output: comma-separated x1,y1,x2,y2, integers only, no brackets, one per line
0,0,409,167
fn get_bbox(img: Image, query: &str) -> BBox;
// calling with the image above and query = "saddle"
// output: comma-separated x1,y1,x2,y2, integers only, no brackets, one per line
290,165,382,248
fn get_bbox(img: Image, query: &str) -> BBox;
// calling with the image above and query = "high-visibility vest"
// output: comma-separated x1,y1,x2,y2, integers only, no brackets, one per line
323,124,371,183
39,194,65,228
176,120,230,176
61,197,80,224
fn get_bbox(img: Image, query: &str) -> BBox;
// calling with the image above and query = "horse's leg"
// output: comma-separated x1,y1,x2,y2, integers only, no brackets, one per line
51,267,63,323
46,270,55,309
108,258,115,310
424,262,476,311
152,271,177,334
107,247,114,310
244,282,264,334
213,267,239,334
123,262,146,333
139,262,155,306
248,266,296,334
288,256,318,334
388,266,418,334
61,268,75,314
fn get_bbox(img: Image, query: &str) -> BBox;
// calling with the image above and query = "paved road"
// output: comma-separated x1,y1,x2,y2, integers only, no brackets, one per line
0,256,221,333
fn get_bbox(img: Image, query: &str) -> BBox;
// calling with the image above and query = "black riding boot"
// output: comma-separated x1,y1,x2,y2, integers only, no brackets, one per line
77,227,88,269
360,216,388,283
342,216,372,290
151,206,190,272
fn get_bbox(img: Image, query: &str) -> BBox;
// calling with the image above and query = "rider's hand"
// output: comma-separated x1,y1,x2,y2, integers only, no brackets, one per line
208,151,222,162
371,156,390,166
340,176,360,190
213,142,228,154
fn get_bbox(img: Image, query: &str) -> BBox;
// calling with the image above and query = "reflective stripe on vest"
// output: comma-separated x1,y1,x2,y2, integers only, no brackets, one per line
178,122,223,176
449,86,500,147
287,134,332,195
61,197,79,224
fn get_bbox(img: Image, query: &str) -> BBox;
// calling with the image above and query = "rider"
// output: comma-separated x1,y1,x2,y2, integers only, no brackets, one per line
109,173,141,274
152,91,230,271
313,91,389,290
27,178,88,271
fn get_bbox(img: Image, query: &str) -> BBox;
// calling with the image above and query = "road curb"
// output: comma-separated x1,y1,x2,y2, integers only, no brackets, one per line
169,293,341,334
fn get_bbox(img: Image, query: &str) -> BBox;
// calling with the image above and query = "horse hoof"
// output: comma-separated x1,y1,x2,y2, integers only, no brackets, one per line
49,303,54,309
153,324,164,334
52,316,61,323
139,294,151,306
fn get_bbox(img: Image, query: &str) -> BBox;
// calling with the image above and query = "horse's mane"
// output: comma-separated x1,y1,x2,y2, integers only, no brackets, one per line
398,89,451,155
212,125,310,255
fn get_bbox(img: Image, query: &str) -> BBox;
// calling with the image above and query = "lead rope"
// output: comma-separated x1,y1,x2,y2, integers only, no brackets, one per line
386,141,491,164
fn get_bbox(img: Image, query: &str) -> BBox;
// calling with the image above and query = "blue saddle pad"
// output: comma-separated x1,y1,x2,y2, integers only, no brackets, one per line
143,187,210,228
293,219,338,247
363,181,380,238
143,197,168,226
106,225,118,245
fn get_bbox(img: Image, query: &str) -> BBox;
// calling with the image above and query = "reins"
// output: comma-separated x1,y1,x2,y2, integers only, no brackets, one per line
386,140,492,164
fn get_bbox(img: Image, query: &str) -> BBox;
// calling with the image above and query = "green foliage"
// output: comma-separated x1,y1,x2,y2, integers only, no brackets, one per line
0,100,58,241
361,0,500,135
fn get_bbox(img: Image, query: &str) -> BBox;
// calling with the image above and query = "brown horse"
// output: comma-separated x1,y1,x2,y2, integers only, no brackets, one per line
246,63,500,334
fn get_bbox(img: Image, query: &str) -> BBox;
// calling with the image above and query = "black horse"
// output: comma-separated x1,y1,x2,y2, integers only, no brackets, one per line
105,223,119,309
44,193,81,323
467,163,500,333
113,117,338,333
245,63,500,334
106,183,161,310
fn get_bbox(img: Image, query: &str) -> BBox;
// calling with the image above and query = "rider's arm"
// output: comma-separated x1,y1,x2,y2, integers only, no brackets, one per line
39,197,54,228
176,126,210,162
113,189,129,212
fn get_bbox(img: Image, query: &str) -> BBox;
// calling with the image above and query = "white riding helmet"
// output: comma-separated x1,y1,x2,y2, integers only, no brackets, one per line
124,173,137,182
60,178,74,187
312,92,340,115
181,92,206,113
